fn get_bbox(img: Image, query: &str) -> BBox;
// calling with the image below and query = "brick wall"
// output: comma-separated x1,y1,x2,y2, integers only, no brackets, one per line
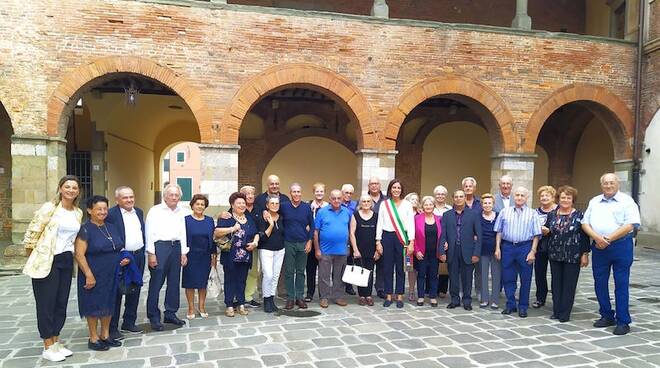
230,0,586,34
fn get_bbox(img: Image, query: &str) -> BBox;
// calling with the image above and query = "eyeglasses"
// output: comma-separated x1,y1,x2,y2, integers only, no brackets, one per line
330,197,342,201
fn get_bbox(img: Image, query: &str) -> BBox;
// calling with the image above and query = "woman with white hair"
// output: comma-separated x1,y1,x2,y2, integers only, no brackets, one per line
413,196,442,307
349,194,378,306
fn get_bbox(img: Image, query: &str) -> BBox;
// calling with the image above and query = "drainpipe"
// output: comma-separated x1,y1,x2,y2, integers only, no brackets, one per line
632,0,646,204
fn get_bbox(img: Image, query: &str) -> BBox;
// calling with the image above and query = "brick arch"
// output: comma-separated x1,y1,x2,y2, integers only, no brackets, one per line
525,83,634,159
385,74,516,152
46,56,213,141
221,63,376,149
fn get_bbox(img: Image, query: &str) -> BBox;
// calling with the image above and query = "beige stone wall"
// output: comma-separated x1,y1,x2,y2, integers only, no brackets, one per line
572,119,615,207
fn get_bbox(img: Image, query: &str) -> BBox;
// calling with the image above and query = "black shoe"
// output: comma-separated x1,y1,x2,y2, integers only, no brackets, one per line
383,299,393,307
464,305,473,311
271,297,279,312
88,340,109,351
345,287,356,295
532,301,545,309
446,303,459,309
150,322,164,331
163,315,186,326
613,324,630,335
100,338,122,348
120,324,144,334
263,297,273,313
593,317,616,328
304,296,313,303
501,308,517,315
377,291,386,299
247,300,261,308
109,330,124,340
558,318,569,323
396,300,404,308
518,310,528,318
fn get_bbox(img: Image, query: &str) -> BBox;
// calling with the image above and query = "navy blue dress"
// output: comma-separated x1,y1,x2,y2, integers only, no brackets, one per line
77,221,123,318
182,215,216,289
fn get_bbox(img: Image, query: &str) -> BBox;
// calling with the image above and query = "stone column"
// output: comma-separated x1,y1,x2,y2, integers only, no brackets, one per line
199,144,239,212
371,0,389,19
356,149,397,195
11,135,66,243
613,159,634,195
511,0,532,30
490,153,536,203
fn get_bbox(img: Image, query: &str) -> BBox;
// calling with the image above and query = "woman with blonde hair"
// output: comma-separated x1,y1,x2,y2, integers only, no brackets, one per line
534,185,557,309
23,175,83,362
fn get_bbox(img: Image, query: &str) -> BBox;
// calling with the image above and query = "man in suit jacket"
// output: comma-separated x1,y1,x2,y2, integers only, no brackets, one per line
105,186,146,338
494,175,513,213
439,190,482,310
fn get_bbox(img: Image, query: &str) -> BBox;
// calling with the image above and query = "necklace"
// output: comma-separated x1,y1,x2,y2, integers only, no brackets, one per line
234,213,247,223
97,223,116,250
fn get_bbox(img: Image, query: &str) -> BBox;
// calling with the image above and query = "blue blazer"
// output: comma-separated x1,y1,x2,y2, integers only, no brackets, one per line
438,207,482,265
106,205,146,248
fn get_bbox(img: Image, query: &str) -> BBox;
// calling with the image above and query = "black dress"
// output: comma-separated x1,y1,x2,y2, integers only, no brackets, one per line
77,221,123,317
354,211,377,298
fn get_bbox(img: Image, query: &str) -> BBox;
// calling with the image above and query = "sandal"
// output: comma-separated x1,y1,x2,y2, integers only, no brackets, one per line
358,297,367,306
238,305,249,316
366,297,374,306
224,307,235,317
532,301,545,309
408,293,416,302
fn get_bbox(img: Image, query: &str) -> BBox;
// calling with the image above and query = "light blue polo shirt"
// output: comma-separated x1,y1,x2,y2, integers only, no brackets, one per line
314,205,352,255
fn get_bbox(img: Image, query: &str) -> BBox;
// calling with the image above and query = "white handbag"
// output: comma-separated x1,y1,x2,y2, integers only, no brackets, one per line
207,267,221,299
341,259,371,287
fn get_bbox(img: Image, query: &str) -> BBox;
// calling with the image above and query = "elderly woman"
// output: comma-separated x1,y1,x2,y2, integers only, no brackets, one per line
376,179,415,308
75,196,128,351
305,182,328,303
545,186,590,322
432,185,452,297
23,175,83,362
413,196,442,307
350,194,378,306
479,193,501,309
533,185,558,309
182,194,216,319
404,192,421,301
259,196,285,313
215,192,260,317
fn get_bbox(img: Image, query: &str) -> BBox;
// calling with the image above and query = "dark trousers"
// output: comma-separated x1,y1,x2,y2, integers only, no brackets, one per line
592,236,633,325
305,250,318,298
375,258,385,293
111,248,145,332
223,261,250,307
32,252,73,339
147,242,181,323
550,260,580,321
416,256,439,298
355,257,375,297
438,273,449,294
284,241,307,300
381,231,405,295
534,250,549,303
501,241,533,312
448,250,474,306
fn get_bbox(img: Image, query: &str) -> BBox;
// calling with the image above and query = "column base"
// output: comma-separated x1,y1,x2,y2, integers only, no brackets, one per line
511,14,532,30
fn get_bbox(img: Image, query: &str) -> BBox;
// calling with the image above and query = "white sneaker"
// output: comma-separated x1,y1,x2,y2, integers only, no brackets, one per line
42,346,66,362
55,342,73,357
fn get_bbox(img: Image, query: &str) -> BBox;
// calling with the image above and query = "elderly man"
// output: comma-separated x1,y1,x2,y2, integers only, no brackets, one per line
494,186,542,318
255,174,291,215
280,183,315,309
367,177,387,299
494,175,513,213
439,190,482,310
462,177,482,212
314,189,352,308
106,186,145,340
145,184,190,331
582,173,640,335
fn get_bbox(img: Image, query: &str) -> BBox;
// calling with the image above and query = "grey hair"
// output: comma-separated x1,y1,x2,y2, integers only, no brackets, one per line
421,196,435,207
290,182,302,191
341,183,354,192
163,183,183,197
433,185,448,195
114,186,133,198
514,186,529,197
600,173,619,184
499,175,513,184
461,177,477,187
240,185,256,194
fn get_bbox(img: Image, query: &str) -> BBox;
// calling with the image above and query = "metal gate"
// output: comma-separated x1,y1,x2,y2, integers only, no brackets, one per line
67,151,92,203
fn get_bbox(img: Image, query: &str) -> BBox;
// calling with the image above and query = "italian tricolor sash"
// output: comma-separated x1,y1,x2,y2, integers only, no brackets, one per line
384,199,409,245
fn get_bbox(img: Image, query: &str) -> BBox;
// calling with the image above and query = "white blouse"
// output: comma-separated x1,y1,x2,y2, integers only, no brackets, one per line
54,207,81,254
376,199,416,242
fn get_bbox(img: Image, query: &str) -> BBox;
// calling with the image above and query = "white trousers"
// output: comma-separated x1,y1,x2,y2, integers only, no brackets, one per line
260,248,285,298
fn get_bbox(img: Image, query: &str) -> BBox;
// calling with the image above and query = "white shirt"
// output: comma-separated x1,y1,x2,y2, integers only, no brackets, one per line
145,203,190,255
502,195,511,208
582,191,641,236
121,207,144,251
376,199,416,242
54,207,81,255
433,204,452,217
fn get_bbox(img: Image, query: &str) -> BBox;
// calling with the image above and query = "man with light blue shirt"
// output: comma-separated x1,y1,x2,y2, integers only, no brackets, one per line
582,173,640,336
494,186,542,318
314,189,352,308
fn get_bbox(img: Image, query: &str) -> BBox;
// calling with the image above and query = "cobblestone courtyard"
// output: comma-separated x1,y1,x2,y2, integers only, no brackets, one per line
0,247,659,368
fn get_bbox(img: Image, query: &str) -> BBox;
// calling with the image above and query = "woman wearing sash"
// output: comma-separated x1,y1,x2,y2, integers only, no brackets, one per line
376,179,416,308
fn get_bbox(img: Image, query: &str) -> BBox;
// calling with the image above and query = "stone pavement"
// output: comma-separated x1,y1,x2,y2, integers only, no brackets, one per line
0,247,659,368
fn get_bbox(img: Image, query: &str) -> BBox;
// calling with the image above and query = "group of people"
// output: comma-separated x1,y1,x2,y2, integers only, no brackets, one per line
22,171,640,362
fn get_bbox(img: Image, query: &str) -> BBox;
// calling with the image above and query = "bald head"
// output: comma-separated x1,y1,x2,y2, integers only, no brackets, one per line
266,174,281,195
600,172,620,198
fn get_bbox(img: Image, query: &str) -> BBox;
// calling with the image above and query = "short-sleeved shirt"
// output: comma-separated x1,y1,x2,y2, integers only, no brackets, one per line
314,206,352,255
582,191,641,236
494,205,542,243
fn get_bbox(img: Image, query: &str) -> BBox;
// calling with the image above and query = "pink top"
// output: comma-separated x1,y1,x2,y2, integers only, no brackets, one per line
413,213,442,256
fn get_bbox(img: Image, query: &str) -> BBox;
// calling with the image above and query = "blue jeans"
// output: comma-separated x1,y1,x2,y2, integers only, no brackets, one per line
501,240,533,312
592,235,633,325
416,256,439,298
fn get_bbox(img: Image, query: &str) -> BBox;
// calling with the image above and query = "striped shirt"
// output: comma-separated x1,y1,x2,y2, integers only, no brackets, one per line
493,205,542,243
